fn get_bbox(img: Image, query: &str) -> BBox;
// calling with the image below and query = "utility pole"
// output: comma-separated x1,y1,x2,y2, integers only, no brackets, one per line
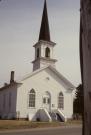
80,0,91,135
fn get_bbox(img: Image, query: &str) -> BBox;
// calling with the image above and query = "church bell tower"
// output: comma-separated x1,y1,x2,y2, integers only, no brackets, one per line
32,0,57,71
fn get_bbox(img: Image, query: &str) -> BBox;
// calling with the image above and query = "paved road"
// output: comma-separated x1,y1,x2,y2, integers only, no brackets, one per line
0,126,82,135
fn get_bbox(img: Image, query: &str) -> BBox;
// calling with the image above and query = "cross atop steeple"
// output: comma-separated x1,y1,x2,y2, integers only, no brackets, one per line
39,0,50,42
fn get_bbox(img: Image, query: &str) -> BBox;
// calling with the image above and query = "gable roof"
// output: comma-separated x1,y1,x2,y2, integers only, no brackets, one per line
21,65,75,91
48,66,75,90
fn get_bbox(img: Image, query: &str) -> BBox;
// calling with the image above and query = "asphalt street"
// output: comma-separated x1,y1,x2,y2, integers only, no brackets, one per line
0,126,82,135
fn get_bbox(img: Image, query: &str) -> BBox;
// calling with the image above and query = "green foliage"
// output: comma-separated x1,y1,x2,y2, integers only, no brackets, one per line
73,84,84,115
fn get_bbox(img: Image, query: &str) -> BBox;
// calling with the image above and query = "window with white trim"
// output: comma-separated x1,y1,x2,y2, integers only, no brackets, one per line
37,48,39,58
58,92,64,109
45,47,50,58
43,98,46,104
29,89,36,107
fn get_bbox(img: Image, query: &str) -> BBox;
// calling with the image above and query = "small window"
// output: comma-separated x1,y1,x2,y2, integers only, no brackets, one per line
37,48,39,58
47,98,50,104
45,47,50,58
29,89,36,107
43,98,46,104
58,92,64,109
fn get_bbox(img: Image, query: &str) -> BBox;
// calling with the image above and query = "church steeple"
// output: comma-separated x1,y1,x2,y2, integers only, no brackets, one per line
32,0,57,71
39,0,50,42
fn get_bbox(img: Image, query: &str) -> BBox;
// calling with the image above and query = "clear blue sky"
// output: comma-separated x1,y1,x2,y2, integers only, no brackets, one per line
0,0,81,87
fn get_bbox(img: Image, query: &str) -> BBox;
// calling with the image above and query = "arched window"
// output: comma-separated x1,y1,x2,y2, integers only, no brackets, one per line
58,92,64,109
37,48,39,58
29,89,36,107
45,47,50,58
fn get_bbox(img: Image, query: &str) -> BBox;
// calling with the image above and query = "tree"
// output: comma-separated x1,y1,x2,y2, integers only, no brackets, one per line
73,84,84,115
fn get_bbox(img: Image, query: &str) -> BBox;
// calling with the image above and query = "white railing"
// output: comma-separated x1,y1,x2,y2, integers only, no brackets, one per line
54,109,67,122
38,108,52,122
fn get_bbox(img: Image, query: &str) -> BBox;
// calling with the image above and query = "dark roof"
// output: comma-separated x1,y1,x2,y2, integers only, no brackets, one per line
39,0,50,42
0,82,22,91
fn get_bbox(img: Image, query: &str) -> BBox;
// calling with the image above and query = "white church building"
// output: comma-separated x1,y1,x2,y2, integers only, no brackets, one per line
0,0,75,122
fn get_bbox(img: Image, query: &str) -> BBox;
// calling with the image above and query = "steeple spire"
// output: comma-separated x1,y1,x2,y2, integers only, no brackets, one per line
39,0,50,42
32,0,57,71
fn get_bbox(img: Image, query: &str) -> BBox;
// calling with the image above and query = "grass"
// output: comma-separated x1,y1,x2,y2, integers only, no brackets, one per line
0,120,82,130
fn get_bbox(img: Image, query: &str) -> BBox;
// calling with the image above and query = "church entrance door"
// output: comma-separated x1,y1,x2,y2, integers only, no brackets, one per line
43,91,51,112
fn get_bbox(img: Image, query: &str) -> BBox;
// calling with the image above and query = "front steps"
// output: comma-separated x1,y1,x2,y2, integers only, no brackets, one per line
49,110,66,122
28,108,67,122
